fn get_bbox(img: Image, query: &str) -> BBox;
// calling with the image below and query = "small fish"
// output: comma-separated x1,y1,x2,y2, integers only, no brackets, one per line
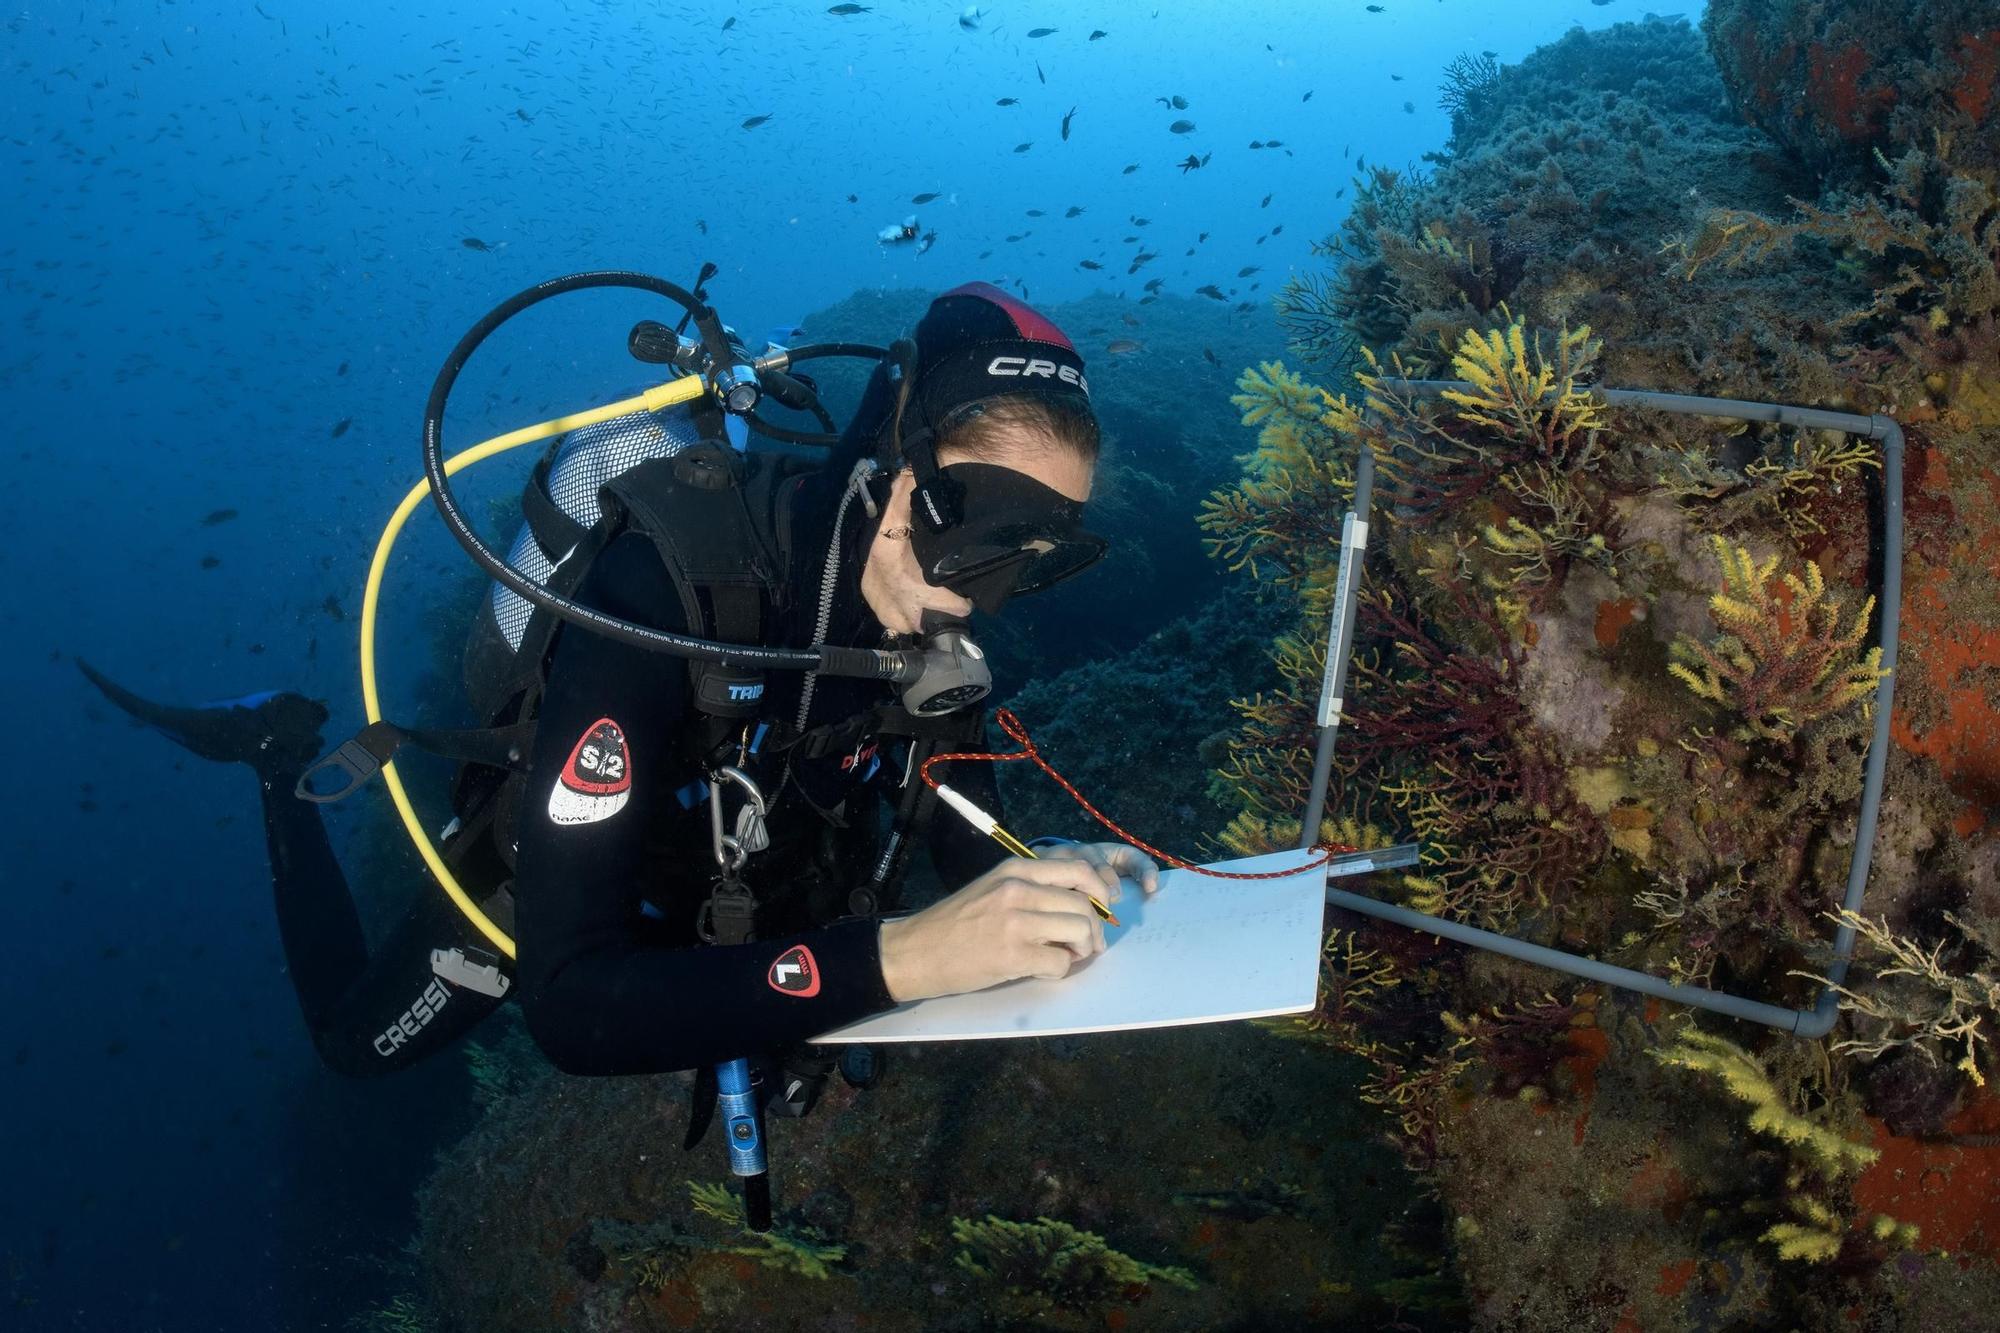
1196,284,1226,301
1403,100,1414,113
1121,314,1142,326
1037,60,1045,84
1203,347,1222,366
1089,29,1106,40
1483,50,1498,57
1061,106,1076,140
331,417,353,438
696,219,707,234
1013,141,1033,153
1155,94,1189,110
461,237,490,251
1065,204,1084,218
201,508,238,527
741,114,772,129
1169,119,1195,134
1250,140,1264,149
200,555,221,570
1027,209,1045,217
336,361,349,376
1170,1183,1306,1221
1004,233,1026,242
1177,154,1201,173
917,230,937,255
1027,27,1056,38
1303,89,1313,101
1131,216,1150,226
1366,4,1384,11
722,17,736,30
911,191,941,204
1390,73,1403,81
996,96,1018,106
1260,192,1272,207
958,5,983,30
1078,259,1103,270
1106,338,1143,355
514,107,532,122
847,193,859,202
323,594,347,621
1198,231,1210,242
1121,163,1139,174
1237,265,1260,277
827,3,869,13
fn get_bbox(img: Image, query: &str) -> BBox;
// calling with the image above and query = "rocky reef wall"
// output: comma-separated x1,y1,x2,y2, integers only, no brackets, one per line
1194,8,2000,1329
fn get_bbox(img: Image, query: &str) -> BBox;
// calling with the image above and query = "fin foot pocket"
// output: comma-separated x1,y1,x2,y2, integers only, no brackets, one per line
77,658,327,773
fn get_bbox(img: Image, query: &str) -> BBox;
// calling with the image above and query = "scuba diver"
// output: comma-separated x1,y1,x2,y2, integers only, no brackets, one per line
80,281,1161,1120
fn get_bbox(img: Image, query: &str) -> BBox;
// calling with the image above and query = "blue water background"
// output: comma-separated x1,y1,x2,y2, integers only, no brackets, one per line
2,1,1675,1326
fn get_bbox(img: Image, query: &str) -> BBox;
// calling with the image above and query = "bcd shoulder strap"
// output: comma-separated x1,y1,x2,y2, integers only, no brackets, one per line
599,441,822,754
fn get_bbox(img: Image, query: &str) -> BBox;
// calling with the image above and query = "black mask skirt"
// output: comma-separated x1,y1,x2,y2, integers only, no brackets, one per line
908,461,1106,614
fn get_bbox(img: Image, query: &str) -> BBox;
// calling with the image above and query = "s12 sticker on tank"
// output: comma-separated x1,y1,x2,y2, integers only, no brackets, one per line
547,717,632,825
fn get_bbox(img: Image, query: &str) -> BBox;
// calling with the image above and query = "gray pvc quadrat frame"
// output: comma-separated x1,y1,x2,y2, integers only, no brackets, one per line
1297,379,1906,1037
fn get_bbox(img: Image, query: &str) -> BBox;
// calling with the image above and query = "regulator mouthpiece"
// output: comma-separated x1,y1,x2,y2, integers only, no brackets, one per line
900,611,992,716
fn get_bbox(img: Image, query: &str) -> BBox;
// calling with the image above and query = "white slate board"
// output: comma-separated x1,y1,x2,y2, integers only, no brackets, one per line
812,850,1327,1044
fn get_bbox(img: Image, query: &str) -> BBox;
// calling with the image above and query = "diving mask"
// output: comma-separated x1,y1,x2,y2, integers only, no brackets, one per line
907,461,1107,614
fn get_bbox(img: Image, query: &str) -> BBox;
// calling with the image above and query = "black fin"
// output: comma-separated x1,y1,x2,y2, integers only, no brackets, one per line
77,658,327,772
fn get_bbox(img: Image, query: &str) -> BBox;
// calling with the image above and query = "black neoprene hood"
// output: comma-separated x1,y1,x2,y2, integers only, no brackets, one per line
909,281,1093,435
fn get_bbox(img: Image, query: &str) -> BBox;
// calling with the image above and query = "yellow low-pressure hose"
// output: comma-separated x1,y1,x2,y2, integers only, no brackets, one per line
360,374,710,959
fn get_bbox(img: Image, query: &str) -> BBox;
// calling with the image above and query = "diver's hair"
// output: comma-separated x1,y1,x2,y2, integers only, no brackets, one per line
880,336,1099,471
935,395,1102,468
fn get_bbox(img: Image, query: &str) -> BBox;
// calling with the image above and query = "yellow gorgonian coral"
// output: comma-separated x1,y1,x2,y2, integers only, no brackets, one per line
1667,535,1889,742
1199,361,1353,584
1438,312,1606,463
1651,1030,1878,1175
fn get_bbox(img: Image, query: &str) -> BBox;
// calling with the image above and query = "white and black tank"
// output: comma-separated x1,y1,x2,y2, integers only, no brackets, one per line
459,403,750,724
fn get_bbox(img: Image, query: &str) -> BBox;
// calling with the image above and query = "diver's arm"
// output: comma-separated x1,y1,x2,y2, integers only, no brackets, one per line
513,532,897,1077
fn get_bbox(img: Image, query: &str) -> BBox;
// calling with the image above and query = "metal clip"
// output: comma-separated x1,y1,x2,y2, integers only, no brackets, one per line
708,764,770,875
735,802,770,855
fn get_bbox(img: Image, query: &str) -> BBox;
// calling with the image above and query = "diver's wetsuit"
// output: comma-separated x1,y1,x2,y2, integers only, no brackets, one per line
512,462,1011,1075
80,440,1010,1082
75,662,511,1077
250,751,513,1076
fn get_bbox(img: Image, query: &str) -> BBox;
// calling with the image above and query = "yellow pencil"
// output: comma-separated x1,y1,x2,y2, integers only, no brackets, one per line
933,783,1121,926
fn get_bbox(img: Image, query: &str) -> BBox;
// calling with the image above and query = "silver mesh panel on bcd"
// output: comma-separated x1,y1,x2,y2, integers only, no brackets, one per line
488,408,702,650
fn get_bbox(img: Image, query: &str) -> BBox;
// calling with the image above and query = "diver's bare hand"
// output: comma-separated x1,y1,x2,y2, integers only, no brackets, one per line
877,857,1112,1003
1030,841,1161,902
